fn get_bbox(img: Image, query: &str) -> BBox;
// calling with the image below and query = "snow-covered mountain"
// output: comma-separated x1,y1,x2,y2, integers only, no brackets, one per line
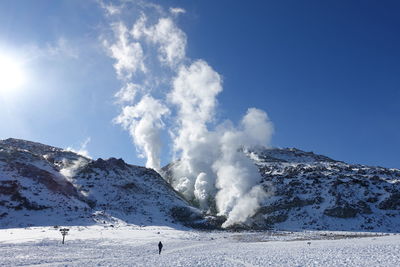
2,138,400,232
0,138,206,229
245,147,400,232
163,146,400,232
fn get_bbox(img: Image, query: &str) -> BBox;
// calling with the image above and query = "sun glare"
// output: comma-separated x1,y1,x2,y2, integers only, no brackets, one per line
0,53,26,93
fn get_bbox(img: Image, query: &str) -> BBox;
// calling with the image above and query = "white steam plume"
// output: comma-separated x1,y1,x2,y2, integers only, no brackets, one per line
65,137,92,158
169,7,186,16
102,1,274,226
131,13,187,67
114,83,140,103
105,22,146,80
114,95,169,170
213,108,273,227
60,158,89,181
105,8,186,171
168,60,222,208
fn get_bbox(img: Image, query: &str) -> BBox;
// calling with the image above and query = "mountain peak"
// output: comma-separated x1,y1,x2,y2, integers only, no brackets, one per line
1,138,63,154
245,146,339,164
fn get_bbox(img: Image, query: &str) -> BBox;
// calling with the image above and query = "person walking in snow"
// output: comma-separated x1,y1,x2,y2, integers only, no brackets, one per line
158,241,163,255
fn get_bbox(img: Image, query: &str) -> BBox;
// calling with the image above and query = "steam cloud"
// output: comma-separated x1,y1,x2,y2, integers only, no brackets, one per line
101,1,274,227
66,137,91,159
114,95,169,170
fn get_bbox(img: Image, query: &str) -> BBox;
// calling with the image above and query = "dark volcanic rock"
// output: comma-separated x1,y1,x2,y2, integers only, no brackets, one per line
378,193,400,210
243,146,400,232
324,205,358,218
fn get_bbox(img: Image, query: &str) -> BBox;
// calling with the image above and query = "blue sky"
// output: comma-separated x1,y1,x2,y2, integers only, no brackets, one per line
0,0,399,168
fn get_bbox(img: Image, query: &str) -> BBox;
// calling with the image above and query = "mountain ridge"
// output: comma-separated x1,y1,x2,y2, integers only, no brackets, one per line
244,146,400,232
1,138,400,232
162,145,400,232
0,138,208,229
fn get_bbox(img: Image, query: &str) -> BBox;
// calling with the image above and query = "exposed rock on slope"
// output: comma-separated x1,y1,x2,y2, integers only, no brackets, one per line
245,147,400,232
2,138,399,232
0,138,205,229
162,146,400,232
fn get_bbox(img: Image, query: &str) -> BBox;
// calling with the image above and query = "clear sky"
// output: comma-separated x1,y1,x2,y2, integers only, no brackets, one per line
0,0,399,168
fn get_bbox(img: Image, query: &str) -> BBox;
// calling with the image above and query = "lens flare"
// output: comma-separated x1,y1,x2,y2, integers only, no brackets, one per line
0,54,26,93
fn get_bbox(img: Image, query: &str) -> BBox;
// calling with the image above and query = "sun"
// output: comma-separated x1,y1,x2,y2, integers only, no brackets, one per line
0,53,26,93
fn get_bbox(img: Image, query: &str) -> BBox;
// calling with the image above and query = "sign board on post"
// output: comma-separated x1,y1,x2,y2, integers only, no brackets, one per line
59,228,70,244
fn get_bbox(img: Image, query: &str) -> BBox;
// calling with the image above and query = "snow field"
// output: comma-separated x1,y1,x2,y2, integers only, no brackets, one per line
0,226,399,266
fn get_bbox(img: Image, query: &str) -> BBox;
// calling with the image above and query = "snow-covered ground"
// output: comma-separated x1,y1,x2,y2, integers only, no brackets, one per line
1,226,399,266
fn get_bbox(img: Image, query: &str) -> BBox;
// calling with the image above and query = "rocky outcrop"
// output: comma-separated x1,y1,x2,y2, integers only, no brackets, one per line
378,193,400,210
245,147,400,232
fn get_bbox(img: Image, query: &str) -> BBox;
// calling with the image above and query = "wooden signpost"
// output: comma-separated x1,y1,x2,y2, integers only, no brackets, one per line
60,228,70,244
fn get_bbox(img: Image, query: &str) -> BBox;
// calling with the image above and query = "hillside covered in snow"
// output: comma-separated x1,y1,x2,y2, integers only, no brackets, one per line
1,138,400,232
243,147,400,232
163,146,400,232
0,138,206,229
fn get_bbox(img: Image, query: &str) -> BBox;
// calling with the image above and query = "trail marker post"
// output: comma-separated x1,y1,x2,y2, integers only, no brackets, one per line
60,228,69,244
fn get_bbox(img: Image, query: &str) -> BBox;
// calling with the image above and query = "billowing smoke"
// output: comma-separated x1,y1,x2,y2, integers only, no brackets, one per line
114,95,169,170
101,1,274,226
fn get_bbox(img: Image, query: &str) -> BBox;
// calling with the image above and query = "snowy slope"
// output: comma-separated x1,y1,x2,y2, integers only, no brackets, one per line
0,138,205,229
245,147,400,232
162,146,400,232
2,138,399,232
